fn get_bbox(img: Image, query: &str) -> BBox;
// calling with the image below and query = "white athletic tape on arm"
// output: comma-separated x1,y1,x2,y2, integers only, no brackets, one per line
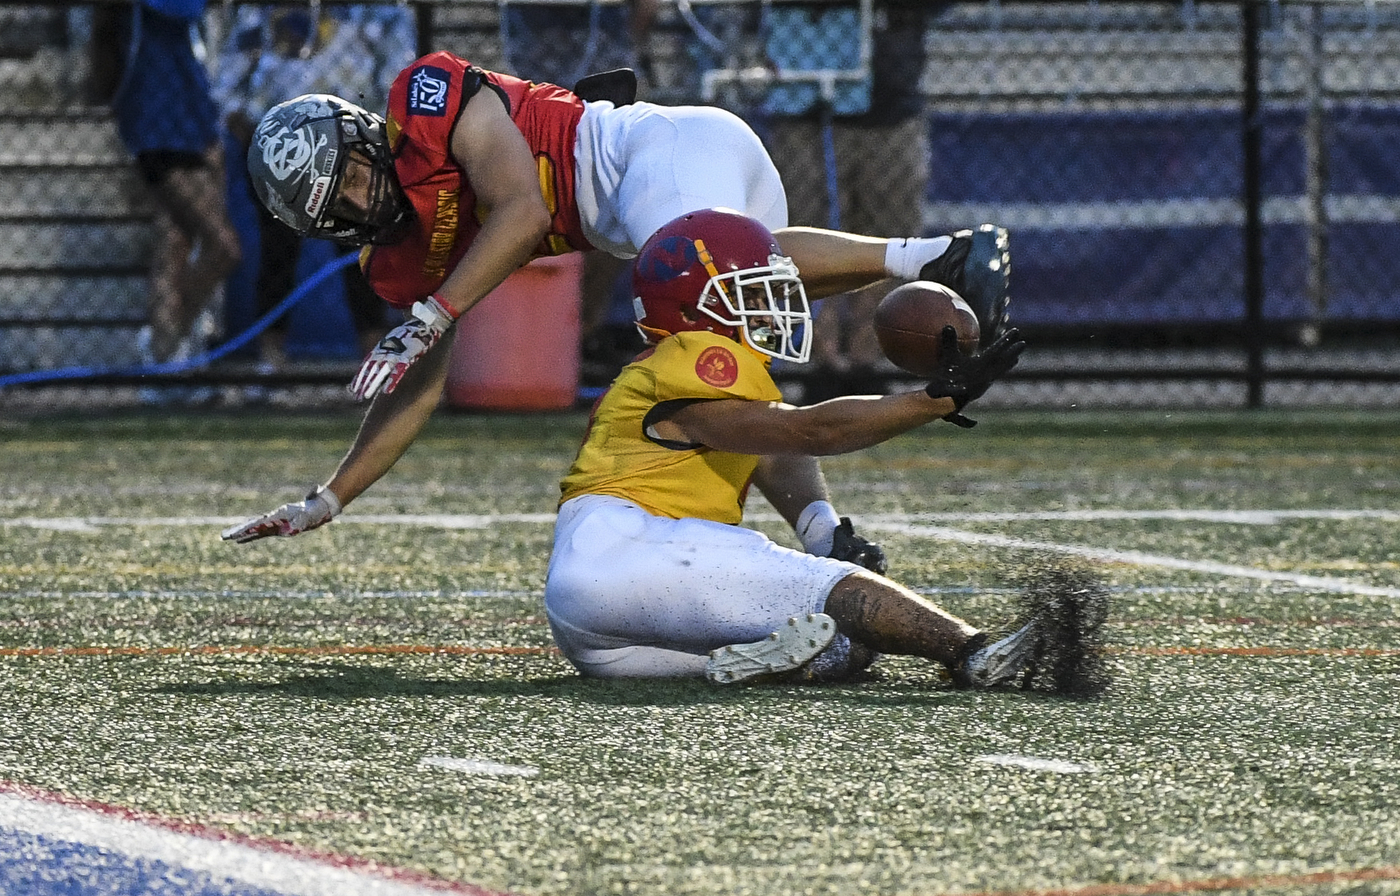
312,485,343,519
796,500,841,556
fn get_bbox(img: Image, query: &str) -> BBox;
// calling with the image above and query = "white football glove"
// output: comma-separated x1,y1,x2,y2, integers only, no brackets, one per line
222,486,343,544
349,295,459,401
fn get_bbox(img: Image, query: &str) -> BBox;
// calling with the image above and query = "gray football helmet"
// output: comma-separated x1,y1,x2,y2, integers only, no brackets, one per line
247,94,413,245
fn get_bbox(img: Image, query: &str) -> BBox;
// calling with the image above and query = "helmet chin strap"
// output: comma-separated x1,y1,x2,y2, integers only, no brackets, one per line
360,162,413,244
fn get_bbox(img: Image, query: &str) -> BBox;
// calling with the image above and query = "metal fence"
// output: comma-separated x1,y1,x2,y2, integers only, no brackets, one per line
1,0,1399,412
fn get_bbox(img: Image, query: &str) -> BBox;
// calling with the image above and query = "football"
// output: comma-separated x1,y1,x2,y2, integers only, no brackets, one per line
873,281,981,376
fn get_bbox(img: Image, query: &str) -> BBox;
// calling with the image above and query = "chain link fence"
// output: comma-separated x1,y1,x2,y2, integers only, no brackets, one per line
1,0,1399,412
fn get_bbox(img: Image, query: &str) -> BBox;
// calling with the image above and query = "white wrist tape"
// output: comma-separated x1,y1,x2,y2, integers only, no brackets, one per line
412,294,460,333
796,500,841,556
309,485,343,519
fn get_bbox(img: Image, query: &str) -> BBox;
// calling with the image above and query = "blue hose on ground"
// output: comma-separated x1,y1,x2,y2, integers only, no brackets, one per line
0,252,359,389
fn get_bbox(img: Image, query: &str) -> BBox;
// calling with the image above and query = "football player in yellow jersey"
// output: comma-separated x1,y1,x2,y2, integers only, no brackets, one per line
545,208,1054,685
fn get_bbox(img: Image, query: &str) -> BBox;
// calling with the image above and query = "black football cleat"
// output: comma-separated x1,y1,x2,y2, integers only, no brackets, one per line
918,224,1010,348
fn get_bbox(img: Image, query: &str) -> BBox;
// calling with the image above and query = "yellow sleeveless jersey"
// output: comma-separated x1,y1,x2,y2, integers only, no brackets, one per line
559,331,783,523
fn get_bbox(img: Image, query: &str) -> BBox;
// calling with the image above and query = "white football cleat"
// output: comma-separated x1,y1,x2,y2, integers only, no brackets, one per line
705,613,838,684
956,618,1043,688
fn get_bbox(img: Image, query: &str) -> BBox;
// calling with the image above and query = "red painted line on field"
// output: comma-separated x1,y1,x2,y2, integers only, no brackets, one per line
1122,617,1400,628
0,644,559,659
0,779,515,895
962,864,1400,896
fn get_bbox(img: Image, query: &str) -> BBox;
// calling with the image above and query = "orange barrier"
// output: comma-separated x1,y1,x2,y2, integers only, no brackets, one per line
446,254,583,410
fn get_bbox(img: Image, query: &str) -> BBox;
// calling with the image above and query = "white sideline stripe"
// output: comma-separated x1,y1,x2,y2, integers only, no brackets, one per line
8,589,539,600
866,522,1400,599
346,514,556,528
5,509,1400,530
1,514,557,530
0,793,451,896
418,757,539,778
975,754,1098,774
7,510,1397,598
865,509,1400,525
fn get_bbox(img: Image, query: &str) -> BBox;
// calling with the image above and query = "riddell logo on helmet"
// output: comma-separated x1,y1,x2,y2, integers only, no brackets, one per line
304,175,332,218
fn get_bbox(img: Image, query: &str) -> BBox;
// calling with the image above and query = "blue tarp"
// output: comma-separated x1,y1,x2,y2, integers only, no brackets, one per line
927,105,1400,325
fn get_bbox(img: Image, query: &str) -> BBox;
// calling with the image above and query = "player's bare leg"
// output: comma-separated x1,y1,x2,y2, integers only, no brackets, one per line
821,569,981,668
146,212,189,362
153,152,242,347
776,225,1010,347
774,228,892,298
822,568,1048,688
775,226,964,298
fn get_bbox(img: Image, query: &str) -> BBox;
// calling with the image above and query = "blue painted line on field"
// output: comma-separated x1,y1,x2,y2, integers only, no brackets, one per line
0,826,285,896
0,253,358,390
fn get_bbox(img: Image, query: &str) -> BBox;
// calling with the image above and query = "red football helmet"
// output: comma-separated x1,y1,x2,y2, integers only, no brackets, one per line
632,208,812,363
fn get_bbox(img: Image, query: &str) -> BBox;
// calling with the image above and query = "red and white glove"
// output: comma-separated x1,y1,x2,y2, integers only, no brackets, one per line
350,295,459,401
222,486,343,544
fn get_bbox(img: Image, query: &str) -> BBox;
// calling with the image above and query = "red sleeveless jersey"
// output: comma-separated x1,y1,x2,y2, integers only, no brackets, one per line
361,52,592,309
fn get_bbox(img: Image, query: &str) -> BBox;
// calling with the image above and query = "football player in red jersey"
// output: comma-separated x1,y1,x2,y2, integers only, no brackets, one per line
546,209,1039,683
225,54,1009,549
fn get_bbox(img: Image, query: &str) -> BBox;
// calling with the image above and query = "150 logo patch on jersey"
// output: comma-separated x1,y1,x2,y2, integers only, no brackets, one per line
408,65,451,116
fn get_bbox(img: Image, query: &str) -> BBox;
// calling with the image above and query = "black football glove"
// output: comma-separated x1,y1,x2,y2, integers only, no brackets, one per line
829,517,888,575
924,326,1025,428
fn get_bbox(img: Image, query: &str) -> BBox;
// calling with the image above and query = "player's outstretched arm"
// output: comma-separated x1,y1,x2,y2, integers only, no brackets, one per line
650,330,1023,456
223,336,453,544
655,389,953,459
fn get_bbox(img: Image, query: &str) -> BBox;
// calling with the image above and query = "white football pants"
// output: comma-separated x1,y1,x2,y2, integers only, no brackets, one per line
545,494,858,678
572,101,790,259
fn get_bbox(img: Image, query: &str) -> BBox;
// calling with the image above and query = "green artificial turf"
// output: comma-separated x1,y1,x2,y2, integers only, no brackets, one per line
1,408,1398,895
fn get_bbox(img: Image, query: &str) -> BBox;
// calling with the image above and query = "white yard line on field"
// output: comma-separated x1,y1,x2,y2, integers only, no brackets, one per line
5,510,1398,599
4,509,1397,531
974,754,1099,774
863,509,1400,524
418,757,540,778
863,521,1400,599
6,589,540,600
3,513,557,532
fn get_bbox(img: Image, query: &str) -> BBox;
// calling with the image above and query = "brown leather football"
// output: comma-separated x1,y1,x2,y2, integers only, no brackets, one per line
873,281,981,376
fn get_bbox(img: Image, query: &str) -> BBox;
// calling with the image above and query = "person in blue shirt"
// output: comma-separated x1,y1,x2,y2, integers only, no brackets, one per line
99,0,242,364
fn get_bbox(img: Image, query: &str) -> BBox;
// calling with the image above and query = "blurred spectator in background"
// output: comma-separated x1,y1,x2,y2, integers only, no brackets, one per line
92,0,241,366
215,4,415,367
500,0,657,90
765,0,934,402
